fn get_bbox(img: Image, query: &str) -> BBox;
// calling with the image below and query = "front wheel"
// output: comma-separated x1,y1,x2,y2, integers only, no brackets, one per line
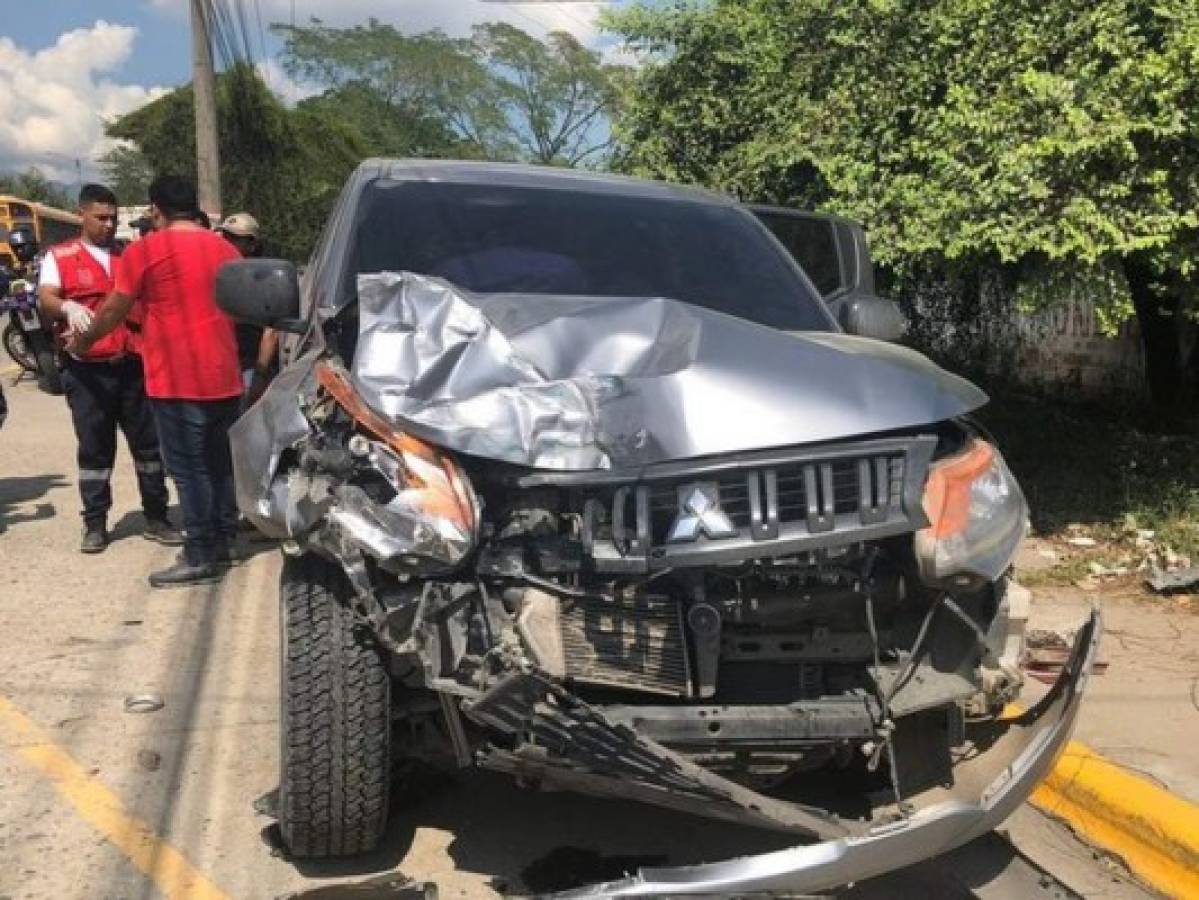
279,554,391,857
2,322,36,372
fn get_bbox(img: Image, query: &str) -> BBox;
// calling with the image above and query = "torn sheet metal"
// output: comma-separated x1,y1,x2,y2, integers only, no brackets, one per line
348,271,986,470
547,608,1102,898
231,354,321,538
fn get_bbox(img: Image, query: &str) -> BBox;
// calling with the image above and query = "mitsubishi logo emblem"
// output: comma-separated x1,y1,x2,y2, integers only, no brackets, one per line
666,482,738,542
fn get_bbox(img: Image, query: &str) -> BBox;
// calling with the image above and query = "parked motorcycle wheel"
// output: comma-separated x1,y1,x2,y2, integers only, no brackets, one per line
2,322,37,372
35,346,63,395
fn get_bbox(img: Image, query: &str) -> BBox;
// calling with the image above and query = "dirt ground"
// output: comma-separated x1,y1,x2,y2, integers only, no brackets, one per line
0,374,1185,899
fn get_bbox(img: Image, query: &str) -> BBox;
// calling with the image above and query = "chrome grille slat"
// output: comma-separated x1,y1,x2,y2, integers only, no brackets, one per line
577,437,936,572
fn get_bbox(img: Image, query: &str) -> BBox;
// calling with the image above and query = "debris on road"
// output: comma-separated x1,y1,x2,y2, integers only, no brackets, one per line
123,693,164,713
1066,536,1098,548
1023,630,1109,685
136,749,162,772
1146,565,1199,595
276,874,437,899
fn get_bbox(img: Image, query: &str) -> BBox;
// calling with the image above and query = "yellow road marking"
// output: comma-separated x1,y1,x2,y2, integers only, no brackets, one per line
0,694,231,900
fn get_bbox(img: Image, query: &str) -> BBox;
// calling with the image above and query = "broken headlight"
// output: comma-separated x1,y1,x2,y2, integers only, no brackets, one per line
316,362,479,570
915,438,1028,586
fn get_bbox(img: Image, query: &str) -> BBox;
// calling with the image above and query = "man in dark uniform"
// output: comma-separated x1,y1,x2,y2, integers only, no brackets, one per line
38,183,182,553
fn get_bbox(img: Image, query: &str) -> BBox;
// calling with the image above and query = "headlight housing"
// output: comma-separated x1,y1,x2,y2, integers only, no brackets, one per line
316,362,478,571
915,438,1028,586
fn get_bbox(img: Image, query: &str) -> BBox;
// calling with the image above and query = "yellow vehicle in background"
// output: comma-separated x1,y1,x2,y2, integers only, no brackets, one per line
0,195,80,267
0,196,76,394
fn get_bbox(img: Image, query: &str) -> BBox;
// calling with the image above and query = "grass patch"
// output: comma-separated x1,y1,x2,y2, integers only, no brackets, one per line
972,379,1199,560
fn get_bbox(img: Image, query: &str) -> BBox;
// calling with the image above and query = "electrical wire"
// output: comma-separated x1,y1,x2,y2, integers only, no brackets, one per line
475,0,561,36
253,0,270,85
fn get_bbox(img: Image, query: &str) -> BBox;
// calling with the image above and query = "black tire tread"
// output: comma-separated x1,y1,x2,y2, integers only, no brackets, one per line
3,323,36,371
279,554,390,857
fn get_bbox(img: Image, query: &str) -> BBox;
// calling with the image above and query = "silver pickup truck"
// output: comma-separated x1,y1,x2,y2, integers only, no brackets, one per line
217,160,1099,897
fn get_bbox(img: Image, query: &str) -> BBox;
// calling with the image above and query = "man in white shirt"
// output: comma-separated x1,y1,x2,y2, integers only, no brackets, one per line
38,184,181,554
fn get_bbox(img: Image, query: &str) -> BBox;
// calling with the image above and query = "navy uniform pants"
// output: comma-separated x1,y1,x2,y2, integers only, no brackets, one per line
61,355,169,527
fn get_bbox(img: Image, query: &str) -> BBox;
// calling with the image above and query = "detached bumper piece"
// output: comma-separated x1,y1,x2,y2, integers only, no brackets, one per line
465,672,849,839
536,609,1101,898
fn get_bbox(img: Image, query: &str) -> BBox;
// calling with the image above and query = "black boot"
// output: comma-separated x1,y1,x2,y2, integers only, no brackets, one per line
149,554,221,588
81,521,108,554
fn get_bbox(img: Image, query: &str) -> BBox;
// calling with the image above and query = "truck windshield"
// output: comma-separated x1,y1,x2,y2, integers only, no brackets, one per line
349,180,832,332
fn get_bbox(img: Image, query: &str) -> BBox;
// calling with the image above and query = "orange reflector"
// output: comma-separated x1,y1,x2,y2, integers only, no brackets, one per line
921,439,994,538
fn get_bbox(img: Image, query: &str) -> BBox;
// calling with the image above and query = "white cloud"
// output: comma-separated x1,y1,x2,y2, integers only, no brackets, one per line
0,21,166,182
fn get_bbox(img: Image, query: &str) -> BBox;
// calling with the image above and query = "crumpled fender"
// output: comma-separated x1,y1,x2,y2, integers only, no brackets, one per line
546,609,1102,898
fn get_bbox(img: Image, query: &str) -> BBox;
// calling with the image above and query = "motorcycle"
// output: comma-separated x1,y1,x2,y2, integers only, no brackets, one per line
1,227,63,395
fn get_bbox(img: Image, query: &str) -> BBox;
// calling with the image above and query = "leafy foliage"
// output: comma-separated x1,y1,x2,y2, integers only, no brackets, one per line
606,0,1199,411
274,18,627,165
106,64,366,260
98,145,154,206
0,168,74,210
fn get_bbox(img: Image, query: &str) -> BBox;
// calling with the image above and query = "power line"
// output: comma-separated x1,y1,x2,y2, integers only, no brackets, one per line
253,0,270,85
476,0,604,37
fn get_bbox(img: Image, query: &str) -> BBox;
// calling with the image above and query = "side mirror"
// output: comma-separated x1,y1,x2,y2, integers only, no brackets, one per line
833,294,906,342
216,258,305,333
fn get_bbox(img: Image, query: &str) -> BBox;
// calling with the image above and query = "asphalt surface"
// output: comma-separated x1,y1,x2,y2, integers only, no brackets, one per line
0,373,1157,899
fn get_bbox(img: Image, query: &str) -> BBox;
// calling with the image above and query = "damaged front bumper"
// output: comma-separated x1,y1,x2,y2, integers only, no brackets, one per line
548,608,1101,898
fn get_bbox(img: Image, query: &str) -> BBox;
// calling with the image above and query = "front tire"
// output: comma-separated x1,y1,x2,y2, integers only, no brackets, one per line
2,323,36,371
279,554,391,857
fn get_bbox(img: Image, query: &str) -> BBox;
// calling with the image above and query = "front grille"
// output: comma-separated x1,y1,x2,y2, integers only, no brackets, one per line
578,436,936,572
646,455,906,543
560,593,690,696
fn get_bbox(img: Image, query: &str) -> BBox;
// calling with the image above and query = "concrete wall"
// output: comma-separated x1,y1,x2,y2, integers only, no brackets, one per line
904,274,1146,399
1011,298,1144,394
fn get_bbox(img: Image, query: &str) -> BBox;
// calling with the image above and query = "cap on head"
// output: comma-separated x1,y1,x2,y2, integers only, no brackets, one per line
219,212,260,239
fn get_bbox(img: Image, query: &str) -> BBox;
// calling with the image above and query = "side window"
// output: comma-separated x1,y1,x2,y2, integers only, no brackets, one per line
756,212,843,297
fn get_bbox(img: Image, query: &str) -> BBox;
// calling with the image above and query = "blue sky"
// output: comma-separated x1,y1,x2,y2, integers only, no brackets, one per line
0,1,633,182
5,1,193,87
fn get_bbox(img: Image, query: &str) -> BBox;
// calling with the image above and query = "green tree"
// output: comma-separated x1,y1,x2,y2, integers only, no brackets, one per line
97,145,154,206
0,167,74,210
274,18,626,165
607,0,1199,414
295,81,467,158
107,64,365,260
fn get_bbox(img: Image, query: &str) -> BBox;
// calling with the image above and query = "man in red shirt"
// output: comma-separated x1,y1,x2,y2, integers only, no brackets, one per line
38,183,180,553
72,175,243,587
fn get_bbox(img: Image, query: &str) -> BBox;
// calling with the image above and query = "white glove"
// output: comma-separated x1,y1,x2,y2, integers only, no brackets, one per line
61,300,94,334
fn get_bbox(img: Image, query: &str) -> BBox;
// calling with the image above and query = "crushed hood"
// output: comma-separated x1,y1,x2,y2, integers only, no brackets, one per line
346,272,986,470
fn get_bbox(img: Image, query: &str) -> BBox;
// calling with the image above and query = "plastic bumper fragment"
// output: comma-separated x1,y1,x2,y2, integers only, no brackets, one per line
547,609,1101,898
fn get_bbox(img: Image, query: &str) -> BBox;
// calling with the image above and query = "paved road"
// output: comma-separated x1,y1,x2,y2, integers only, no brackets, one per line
0,375,1155,899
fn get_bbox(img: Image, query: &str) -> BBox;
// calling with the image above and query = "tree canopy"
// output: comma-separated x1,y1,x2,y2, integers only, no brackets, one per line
607,0,1199,410
0,168,74,210
274,18,627,166
106,64,368,260
98,145,155,207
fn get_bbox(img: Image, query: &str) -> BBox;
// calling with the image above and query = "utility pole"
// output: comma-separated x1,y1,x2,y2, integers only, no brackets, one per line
190,0,222,221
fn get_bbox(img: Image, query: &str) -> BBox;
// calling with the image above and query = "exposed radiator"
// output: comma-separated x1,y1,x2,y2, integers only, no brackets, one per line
559,593,691,697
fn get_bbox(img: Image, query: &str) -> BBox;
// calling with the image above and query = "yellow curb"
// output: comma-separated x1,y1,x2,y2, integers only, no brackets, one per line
1030,738,1199,899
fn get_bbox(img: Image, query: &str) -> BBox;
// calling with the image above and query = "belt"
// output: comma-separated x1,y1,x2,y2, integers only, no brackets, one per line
67,353,133,367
